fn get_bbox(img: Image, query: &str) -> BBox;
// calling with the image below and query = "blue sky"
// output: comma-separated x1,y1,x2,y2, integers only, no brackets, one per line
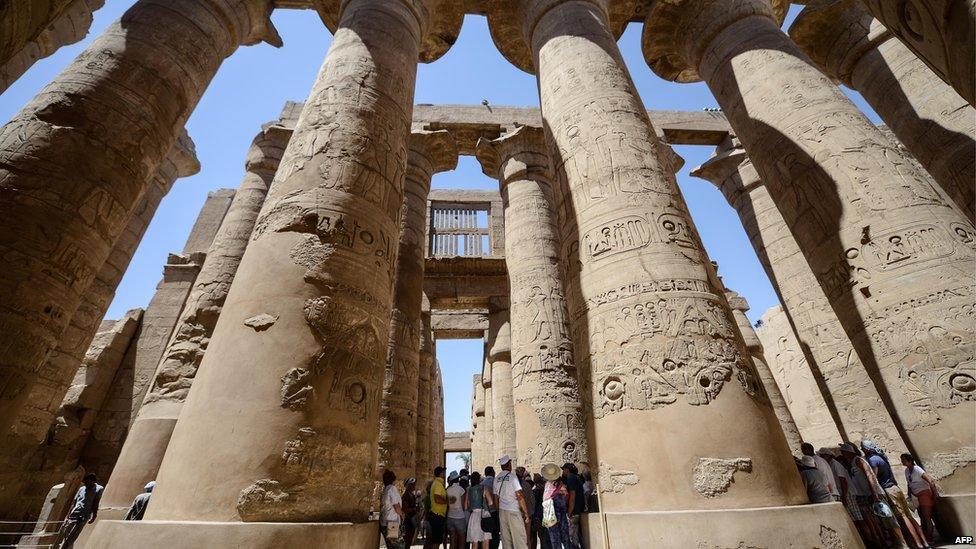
1,3,880,471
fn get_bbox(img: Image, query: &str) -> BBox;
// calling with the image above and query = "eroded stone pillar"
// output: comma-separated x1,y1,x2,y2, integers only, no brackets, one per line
476,126,588,472
692,136,904,453
858,0,975,107
431,357,445,468
646,0,975,528
92,123,289,525
378,131,457,482
91,3,461,542
486,305,517,462
0,0,280,434
483,7,820,541
471,374,485,473
415,301,433,480
481,360,495,469
791,0,975,221
724,291,803,453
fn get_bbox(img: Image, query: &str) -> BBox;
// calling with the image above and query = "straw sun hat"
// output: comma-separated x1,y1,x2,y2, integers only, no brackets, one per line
541,463,561,481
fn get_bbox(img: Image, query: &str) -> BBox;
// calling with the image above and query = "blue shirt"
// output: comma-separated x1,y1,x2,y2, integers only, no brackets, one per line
868,454,897,489
69,484,104,521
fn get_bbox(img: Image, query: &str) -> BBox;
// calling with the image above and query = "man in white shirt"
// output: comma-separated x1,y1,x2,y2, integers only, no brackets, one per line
446,471,468,546
492,455,529,549
802,443,837,498
380,469,404,549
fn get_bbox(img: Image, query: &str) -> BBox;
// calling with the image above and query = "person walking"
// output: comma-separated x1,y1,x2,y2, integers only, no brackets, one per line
465,471,493,549
484,466,501,549
560,463,585,547
381,469,405,549
901,452,939,544
493,455,530,549
798,456,834,503
54,473,103,549
541,463,575,549
425,467,449,549
403,478,420,548
862,439,927,548
446,471,468,548
122,481,155,521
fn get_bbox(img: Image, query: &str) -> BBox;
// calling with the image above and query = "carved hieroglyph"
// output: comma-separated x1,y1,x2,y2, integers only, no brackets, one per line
0,0,279,436
141,0,461,524
693,137,902,453
791,0,975,221
415,304,434,480
502,0,804,512
724,291,803,454
487,306,517,462
858,0,975,107
378,131,456,481
481,362,495,470
95,124,288,523
476,126,588,472
646,0,975,498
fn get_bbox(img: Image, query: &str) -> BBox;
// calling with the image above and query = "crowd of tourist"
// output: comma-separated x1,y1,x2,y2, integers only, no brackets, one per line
795,440,941,549
380,455,593,549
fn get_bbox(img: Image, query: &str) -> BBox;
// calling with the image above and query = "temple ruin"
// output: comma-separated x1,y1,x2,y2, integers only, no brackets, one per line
0,0,973,547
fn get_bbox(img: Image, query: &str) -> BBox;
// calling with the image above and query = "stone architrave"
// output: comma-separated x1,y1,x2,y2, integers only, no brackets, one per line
791,0,975,221
475,126,588,472
91,123,289,526
0,0,281,435
724,291,803,454
378,131,457,482
858,0,975,107
486,0,815,528
645,0,976,530
693,136,905,453
89,2,462,542
0,0,106,93
486,306,517,463
415,303,434,480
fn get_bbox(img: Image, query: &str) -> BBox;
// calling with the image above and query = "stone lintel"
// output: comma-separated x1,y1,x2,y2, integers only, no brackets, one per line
432,309,488,339
444,431,472,453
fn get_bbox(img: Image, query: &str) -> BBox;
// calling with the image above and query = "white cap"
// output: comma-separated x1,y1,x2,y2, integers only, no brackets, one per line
145,481,156,492
800,455,817,468
498,454,511,465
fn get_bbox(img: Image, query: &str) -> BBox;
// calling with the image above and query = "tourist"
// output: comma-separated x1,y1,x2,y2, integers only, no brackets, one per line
381,469,405,549
403,478,420,548
862,439,927,548
801,443,838,498
561,463,585,547
901,452,939,543
532,473,551,549
798,455,834,503
516,467,536,542
425,467,449,549
823,446,868,542
122,481,155,521
465,471,493,549
447,471,468,548
493,455,530,549
580,470,593,512
484,466,501,549
542,463,576,549
420,478,433,542
54,473,103,549
840,442,900,547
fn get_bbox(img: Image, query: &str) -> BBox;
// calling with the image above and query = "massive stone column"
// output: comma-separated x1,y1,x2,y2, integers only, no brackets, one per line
471,374,485,473
378,131,456,482
646,0,976,533
431,358,445,468
87,2,461,544
693,136,903,453
485,1,859,545
475,126,588,472
486,305,517,462
415,301,433,480
0,0,280,435
791,0,975,221
0,0,105,93
481,359,495,468
858,0,975,107
92,123,289,526
725,291,803,454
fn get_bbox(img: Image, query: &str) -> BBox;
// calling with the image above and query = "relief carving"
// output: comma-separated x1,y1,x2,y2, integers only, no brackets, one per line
692,457,752,498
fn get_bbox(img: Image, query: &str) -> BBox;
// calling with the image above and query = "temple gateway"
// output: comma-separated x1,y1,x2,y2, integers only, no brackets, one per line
0,0,973,547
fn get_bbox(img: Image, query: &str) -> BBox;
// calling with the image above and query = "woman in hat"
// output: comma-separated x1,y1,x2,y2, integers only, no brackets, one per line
464,471,493,549
402,477,420,548
541,463,573,549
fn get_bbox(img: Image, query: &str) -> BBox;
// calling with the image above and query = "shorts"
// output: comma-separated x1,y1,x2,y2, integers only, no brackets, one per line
885,486,911,518
447,516,467,535
427,513,446,544
843,492,863,521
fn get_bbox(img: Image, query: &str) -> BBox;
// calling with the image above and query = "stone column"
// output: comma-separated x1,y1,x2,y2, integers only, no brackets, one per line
646,0,975,531
87,2,461,543
0,0,280,434
476,126,588,472
858,0,975,107
415,302,433,480
0,0,105,93
471,374,485,472
378,131,457,482
431,358,445,468
486,305,517,462
481,359,495,469
724,291,803,454
486,0,860,543
92,123,289,525
791,0,975,221
692,136,903,452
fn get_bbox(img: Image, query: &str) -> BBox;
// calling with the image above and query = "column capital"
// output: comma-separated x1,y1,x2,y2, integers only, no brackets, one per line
485,0,634,74
789,0,891,87
407,129,458,189
314,0,462,62
245,123,290,175
642,0,787,82
474,125,552,188
486,302,511,361
723,289,750,314
690,135,761,207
